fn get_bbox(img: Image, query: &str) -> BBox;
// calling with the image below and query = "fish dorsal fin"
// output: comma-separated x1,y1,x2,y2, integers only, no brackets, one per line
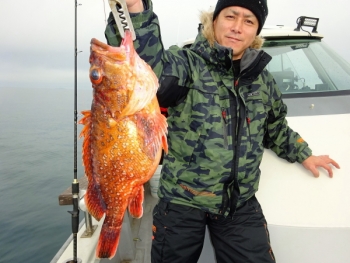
78,110,106,220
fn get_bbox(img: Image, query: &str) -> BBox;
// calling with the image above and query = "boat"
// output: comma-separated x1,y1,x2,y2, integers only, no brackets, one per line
51,16,350,263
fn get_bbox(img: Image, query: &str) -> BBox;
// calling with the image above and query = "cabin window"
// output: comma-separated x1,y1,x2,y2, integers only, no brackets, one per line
263,40,350,94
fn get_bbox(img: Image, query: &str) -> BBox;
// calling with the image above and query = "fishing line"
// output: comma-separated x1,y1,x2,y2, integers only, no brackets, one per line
103,0,107,25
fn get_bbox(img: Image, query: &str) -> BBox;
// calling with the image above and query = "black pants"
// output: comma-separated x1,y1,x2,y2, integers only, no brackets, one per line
151,196,275,263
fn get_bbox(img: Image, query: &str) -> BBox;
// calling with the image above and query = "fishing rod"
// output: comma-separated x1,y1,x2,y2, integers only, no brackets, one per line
66,0,80,262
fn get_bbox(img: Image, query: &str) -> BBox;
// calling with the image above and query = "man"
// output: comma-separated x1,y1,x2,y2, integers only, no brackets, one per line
105,0,340,262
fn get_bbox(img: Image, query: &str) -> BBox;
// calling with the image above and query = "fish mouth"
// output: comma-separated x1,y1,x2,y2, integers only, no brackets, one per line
91,38,110,50
90,30,134,60
90,38,126,62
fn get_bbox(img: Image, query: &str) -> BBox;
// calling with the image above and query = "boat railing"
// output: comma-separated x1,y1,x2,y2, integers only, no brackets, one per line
58,177,97,237
57,176,137,262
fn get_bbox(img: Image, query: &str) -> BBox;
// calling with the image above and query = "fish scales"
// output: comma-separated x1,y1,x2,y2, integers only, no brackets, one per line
79,30,168,259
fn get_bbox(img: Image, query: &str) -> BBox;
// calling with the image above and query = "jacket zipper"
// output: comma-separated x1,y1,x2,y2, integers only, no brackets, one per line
222,54,268,216
228,79,243,218
220,78,241,216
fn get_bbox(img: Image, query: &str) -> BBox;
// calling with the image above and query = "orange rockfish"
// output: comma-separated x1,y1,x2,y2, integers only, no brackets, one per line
79,30,168,259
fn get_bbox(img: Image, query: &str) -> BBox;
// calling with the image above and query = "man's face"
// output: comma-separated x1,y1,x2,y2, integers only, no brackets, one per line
213,6,259,60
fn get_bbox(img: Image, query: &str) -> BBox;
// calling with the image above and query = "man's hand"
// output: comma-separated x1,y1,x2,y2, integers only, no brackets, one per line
302,155,340,178
125,0,144,13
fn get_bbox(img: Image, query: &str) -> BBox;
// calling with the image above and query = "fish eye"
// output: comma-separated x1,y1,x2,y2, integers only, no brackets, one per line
90,68,102,84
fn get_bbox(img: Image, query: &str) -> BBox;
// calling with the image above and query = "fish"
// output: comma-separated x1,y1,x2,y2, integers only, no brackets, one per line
79,30,168,259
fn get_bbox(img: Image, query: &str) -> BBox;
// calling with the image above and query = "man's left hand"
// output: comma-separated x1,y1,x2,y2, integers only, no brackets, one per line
302,155,340,178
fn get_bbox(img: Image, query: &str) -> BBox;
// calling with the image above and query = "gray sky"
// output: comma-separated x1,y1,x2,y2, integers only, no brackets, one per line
1,0,348,90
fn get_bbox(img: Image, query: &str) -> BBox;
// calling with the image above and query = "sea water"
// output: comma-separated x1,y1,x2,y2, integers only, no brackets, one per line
0,87,92,262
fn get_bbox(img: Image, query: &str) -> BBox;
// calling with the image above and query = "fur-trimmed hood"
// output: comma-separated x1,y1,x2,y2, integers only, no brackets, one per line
199,10,264,49
186,10,269,73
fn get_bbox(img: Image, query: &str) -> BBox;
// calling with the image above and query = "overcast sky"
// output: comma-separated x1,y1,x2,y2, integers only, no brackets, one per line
1,0,349,90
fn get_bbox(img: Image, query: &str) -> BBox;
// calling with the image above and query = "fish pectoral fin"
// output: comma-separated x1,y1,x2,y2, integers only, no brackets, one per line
119,61,159,118
136,112,168,160
128,185,144,218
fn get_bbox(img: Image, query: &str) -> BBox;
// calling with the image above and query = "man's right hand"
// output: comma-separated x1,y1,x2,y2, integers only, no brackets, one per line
125,0,144,13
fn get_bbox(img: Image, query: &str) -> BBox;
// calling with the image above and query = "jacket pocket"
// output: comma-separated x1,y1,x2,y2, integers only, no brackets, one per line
244,96,267,151
221,107,228,150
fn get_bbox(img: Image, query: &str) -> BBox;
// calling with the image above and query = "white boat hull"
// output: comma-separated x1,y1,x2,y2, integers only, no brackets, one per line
198,114,350,262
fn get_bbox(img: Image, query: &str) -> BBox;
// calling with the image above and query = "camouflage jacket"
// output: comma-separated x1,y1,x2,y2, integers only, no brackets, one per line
105,0,312,217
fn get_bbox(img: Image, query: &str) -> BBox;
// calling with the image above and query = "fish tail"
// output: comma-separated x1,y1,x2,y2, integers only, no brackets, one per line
96,223,121,259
